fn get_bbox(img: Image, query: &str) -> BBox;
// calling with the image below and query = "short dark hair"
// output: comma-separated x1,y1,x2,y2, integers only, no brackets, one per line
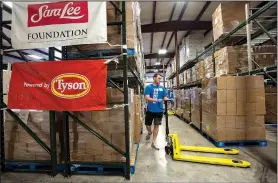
153,73,162,78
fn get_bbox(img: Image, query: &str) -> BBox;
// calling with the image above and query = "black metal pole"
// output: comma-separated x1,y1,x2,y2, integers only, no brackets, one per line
122,1,130,180
49,47,57,176
62,46,71,177
0,1,5,173
165,101,169,136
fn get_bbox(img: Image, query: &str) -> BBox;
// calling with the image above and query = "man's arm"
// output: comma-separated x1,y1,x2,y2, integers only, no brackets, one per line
144,85,158,102
145,95,158,102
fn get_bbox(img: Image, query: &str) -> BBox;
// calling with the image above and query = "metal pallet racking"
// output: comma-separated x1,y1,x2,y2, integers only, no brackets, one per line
168,1,277,89
167,1,277,130
0,1,144,180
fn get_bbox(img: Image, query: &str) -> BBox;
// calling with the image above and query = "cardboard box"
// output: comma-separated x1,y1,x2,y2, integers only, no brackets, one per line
226,103,236,115
245,76,264,89
227,90,236,103
217,90,227,103
246,88,265,103
226,77,236,90
237,90,246,102
226,128,237,141
236,76,246,89
236,129,246,140
212,2,247,41
246,127,265,140
235,116,245,129
216,77,227,90
246,115,265,127
226,116,236,128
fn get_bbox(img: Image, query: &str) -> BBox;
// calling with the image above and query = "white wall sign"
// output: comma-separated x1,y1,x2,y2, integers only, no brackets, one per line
11,1,107,49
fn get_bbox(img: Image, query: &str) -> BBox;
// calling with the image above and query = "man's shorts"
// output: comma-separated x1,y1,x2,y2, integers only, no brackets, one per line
145,112,163,126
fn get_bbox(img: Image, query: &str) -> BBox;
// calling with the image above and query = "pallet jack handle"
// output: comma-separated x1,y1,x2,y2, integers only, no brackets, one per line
164,100,169,136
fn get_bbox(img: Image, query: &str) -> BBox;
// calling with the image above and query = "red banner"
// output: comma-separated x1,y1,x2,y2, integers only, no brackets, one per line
8,60,107,111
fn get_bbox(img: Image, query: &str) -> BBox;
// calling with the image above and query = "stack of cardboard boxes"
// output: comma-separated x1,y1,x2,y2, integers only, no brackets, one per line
186,69,192,84
253,45,277,68
4,111,59,161
214,46,249,77
265,86,277,123
182,89,191,122
204,56,214,79
133,95,142,143
202,76,266,141
191,87,202,129
212,2,247,41
195,61,205,81
69,87,135,162
4,87,141,163
184,34,206,62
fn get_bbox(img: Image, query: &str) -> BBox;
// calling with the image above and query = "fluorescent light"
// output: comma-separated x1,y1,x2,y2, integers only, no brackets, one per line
28,55,43,60
158,49,167,55
4,2,12,7
155,62,160,65
154,69,158,72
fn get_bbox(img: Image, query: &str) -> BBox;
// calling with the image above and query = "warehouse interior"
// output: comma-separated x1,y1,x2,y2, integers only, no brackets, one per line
0,1,277,182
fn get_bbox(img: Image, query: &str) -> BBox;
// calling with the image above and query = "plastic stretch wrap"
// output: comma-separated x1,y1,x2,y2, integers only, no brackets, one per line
214,46,249,76
212,2,247,41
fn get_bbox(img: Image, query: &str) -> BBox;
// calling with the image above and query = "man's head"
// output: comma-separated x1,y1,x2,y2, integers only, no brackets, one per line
153,73,162,85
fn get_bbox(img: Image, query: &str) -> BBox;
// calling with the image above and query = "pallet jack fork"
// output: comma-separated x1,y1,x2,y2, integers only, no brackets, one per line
163,101,251,168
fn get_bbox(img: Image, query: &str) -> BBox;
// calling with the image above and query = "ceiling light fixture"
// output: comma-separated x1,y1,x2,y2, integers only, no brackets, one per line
158,49,167,55
28,55,43,60
155,62,160,65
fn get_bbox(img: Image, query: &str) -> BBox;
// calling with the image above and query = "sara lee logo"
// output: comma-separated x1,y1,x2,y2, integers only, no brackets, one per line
51,73,91,99
27,1,88,27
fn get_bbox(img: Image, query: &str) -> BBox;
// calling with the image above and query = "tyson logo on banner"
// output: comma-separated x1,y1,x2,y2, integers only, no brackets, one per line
51,73,91,99
27,1,89,27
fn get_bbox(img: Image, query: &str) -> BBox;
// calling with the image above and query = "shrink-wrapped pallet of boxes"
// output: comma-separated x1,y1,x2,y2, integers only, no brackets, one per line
175,90,183,116
69,88,135,162
191,66,197,82
202,76,266,142
265,86,277,123
133,95,142,143
195,60,205,81
184,34,206,62
204,56,214,79
212,2,247,41
214,46,249,77
183,72,187,84
4,111,60,161
179,43,186,69
191,87,202,129
179,73,184,85
186,69,192,83
183,89,191,122
253,45,277,68
245,76,266,140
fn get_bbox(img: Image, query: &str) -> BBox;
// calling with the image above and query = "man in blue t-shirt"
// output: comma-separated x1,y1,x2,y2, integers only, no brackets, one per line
144,73,169,150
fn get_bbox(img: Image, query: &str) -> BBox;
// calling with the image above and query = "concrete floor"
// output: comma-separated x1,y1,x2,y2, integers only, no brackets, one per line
1,116,277,183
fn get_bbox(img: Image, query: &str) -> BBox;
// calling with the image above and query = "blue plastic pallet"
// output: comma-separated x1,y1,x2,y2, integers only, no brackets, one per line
5,162,63,172
130,143,139,174
201,131,267,147
70,163,125,175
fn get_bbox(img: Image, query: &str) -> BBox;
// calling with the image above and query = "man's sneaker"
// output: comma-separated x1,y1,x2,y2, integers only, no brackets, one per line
146,132,152,141
151,143,159,150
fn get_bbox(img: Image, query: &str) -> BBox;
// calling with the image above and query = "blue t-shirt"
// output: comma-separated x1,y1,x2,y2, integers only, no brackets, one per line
144,84,167,113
